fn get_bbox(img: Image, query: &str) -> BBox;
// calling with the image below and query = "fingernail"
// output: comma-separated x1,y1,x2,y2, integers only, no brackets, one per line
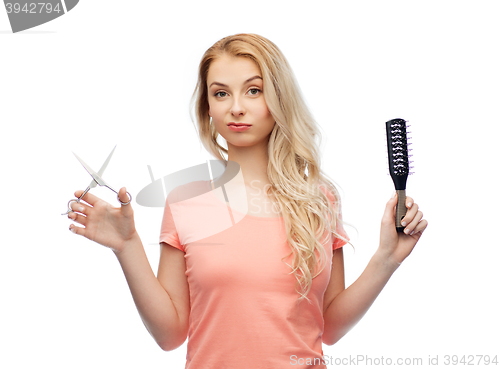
69,226,75,233
405,228,411,234
401,220,407,226
407,202,412,208
79,206,84,212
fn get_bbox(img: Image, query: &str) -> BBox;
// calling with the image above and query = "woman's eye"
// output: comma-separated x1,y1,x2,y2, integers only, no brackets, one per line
248,88,261,96
215,91,227,98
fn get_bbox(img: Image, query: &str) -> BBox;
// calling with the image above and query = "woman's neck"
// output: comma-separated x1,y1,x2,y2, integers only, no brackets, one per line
227,140,271,189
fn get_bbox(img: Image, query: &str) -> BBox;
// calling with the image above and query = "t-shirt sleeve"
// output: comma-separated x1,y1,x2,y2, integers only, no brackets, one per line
320,185,350,251
159,196,185,253
332,210,349,250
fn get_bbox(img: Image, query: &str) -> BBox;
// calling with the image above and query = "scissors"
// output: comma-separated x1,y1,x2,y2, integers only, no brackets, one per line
61,145,132,215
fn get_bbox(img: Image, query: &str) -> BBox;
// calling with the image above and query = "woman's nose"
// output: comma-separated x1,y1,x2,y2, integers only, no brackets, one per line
230,97,246,116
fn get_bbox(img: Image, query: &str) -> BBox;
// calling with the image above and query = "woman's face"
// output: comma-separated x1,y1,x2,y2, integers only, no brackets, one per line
207,55,275,148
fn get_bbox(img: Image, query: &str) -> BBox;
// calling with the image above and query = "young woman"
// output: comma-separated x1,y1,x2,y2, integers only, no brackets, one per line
67,33,428,368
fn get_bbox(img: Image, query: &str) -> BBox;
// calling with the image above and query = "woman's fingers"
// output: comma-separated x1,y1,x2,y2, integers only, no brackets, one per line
68,211,87,227
387,194,427,237
69,200,91,214
69,223,85,236
74,190,100,206
412,218,428,236
406,210,425,235
401,201,418,228
68,198,88,235
401,198,428,235
70,190,99,215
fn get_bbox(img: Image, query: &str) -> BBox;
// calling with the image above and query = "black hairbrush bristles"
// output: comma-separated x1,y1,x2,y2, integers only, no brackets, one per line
386,118,413,232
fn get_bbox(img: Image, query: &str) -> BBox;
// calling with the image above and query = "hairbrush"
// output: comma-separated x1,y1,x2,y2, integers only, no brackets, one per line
386,118,413,232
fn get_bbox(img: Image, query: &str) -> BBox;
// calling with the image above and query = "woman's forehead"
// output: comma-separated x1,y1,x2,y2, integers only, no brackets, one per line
207,55,261,85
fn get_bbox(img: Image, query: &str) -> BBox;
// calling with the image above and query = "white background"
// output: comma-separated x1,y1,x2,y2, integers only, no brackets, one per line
1,1,499,368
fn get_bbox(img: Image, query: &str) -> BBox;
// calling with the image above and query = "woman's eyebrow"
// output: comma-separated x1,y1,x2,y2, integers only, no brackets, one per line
209,75,262,88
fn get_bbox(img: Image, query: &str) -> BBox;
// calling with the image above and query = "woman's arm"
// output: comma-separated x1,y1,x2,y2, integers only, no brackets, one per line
322,249,398,345
69,188,188,351
323,193,428,345
114,236,189,351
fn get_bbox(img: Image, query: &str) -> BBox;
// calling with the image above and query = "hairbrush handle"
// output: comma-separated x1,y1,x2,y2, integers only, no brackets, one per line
395,189,407,232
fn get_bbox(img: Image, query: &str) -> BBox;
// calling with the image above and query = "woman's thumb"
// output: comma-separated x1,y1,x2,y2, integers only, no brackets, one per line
383,192,398,222
119,187,132,211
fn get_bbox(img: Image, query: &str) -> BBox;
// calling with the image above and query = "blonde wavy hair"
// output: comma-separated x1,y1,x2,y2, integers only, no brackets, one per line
190,33,351,303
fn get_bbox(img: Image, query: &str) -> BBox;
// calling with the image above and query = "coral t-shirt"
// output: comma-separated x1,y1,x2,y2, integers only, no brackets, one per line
159,181,349,369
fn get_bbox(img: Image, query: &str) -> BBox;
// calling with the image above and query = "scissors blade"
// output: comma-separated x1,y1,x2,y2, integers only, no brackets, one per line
73,152,107,187
97,145,116,177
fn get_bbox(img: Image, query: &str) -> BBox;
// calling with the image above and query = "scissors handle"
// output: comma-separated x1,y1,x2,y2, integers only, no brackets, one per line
102,183,132,206
61,187,132,215
117,191,132,206
61,187,91,215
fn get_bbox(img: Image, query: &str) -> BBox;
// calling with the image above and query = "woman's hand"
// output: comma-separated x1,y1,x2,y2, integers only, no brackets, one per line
67,187,136,254
377,192,428,268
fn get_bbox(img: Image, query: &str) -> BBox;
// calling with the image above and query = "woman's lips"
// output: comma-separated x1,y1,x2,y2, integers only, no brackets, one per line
228,123,252,132
227,123,252,126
